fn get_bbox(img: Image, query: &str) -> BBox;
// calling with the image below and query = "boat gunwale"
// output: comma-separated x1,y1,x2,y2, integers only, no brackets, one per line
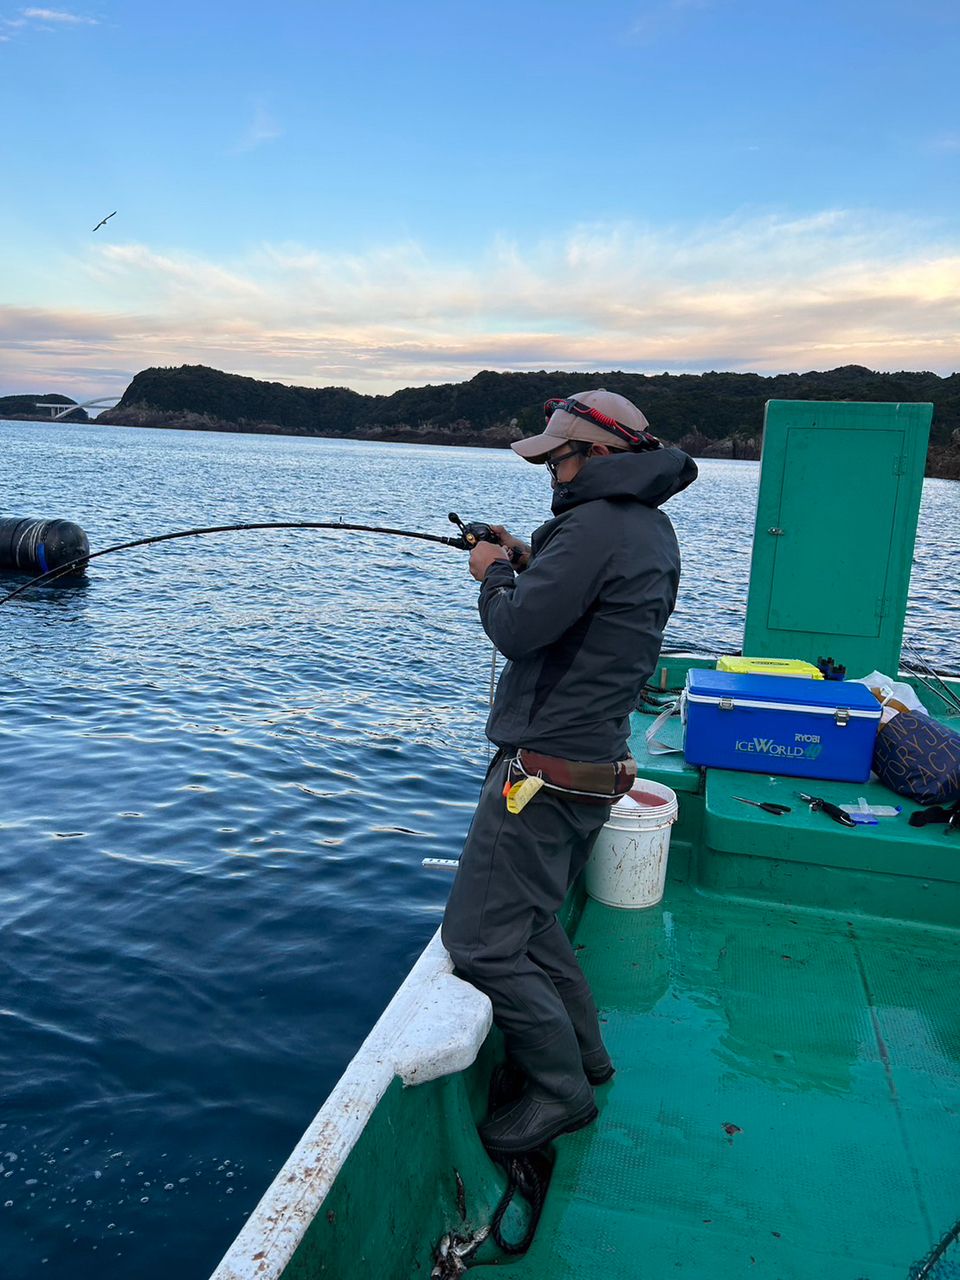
208,929,491,1280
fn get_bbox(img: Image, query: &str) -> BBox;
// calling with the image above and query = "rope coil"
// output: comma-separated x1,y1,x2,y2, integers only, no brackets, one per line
489,1150,552,1255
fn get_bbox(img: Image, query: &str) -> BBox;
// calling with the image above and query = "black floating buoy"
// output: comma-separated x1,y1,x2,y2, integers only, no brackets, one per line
0,517,90,578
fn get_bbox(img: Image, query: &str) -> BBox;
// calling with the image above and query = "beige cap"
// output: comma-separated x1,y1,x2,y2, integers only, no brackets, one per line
511,389,653,464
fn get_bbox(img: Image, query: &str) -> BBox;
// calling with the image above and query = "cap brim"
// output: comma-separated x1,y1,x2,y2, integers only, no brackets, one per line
510,431,556,463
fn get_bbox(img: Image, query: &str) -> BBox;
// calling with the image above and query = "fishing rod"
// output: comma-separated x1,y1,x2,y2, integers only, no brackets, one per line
900,640,960,712
0,512,501,606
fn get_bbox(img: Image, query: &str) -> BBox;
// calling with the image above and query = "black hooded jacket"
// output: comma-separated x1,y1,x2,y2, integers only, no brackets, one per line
478,446,697,762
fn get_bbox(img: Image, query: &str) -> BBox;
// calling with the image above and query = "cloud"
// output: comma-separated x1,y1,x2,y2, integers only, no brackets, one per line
2,7,98,38
22,7,98,24
928,133,960,152
233,100,283,153
1,209,958,401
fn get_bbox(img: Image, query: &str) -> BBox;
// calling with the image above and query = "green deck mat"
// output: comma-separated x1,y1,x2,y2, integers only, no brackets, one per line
475,884,960,1279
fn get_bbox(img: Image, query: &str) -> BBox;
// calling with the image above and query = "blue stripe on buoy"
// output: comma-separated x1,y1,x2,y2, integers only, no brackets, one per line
37,543,49,574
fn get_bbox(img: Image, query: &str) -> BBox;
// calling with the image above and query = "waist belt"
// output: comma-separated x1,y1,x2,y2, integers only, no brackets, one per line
515,749,637,805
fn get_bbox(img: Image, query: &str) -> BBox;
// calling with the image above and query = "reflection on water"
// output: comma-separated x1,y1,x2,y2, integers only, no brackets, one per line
0,420,957,1279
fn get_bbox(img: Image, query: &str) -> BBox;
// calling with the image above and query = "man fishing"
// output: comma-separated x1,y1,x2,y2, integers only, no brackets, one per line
441,389,697,1156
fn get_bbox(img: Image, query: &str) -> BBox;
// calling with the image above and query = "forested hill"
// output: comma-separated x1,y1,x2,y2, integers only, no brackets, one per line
0,394,89,423
98,364,960,477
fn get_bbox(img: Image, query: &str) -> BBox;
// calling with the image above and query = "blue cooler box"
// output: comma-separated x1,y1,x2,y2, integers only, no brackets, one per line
684,669,882,782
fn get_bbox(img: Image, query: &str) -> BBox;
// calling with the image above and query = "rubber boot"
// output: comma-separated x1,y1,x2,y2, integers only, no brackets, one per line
494,1050,614,1099
479,1077,597,1156
557,979,615,1085
479,1025,598,1157
581,1047,616,1086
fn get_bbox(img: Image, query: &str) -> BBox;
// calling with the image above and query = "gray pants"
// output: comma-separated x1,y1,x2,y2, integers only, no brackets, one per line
441,750,609,1102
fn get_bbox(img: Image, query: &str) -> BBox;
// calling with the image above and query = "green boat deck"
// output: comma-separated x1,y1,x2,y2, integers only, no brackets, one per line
476,696,960,1278
262,694,960,1280
481,882,960,1279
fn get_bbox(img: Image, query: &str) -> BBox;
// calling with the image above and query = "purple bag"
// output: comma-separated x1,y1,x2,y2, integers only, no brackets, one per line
873,712,960,806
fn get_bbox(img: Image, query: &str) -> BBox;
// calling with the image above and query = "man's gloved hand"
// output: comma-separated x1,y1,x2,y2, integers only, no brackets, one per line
469,542,510,582
489,525,532,571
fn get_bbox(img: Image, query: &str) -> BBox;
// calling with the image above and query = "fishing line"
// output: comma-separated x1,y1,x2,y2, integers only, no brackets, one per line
0,516,488,606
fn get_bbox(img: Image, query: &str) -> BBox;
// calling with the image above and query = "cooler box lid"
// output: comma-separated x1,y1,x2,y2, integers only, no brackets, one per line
687,669,882,719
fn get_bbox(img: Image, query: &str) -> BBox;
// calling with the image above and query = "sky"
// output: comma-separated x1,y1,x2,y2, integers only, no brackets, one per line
0,0,958,403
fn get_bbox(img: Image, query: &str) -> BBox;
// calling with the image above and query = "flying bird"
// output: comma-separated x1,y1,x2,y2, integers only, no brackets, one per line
92,211,117,232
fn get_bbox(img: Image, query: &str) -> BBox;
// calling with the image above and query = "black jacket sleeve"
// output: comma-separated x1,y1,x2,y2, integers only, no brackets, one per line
476,519,606,660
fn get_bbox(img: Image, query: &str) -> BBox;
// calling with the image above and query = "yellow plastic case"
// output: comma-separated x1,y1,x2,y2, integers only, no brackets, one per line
716,656,823,679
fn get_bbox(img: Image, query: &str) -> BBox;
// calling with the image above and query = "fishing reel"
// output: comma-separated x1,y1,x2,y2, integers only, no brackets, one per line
447,512,501,551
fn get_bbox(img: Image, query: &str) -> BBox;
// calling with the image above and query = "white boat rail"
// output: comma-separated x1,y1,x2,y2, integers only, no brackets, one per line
209,928,491,1280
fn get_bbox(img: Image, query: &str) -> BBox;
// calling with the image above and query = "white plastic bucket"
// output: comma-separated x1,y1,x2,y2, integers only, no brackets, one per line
585,779,679,909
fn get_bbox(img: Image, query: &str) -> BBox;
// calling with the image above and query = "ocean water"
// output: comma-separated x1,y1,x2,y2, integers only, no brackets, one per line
0,419,957,1280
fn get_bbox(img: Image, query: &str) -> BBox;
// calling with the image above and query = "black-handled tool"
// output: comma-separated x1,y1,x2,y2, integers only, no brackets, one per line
733,796,791,815
797,792,857,827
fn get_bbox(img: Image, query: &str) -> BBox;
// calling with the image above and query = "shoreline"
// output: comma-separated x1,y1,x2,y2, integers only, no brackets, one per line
36,407,960,480
6,362,959,479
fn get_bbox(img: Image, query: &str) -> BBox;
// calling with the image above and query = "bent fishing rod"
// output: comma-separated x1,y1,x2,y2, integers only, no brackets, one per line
0,512,502,606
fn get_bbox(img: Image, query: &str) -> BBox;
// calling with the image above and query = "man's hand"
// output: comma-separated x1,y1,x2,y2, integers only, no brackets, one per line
469,542,510,582
489,524,532,571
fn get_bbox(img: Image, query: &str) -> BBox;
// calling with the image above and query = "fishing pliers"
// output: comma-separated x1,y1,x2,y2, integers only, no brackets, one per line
797,792,857,828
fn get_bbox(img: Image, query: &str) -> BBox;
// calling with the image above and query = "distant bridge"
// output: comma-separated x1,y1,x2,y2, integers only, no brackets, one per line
34,396,122,421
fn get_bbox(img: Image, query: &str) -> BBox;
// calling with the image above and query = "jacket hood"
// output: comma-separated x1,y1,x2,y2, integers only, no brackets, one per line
551,446,698,515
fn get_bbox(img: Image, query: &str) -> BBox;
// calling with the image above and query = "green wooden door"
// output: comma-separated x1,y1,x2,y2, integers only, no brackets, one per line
744,401,932,676
767,426,901,637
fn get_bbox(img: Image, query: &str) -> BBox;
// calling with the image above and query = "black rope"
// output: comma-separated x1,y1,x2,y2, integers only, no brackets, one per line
0,520,465,606
480,1063,554,1257
912,1216,960,1279
490,1149,553,1256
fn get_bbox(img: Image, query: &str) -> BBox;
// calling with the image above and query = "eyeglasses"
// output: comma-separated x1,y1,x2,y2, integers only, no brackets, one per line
544,397,661,452
545,442,592,480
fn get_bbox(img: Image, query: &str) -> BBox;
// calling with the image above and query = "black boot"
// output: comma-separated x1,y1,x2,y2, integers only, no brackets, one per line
581,1047,616,1086
495,1052,615,1093
479,1078,598,1156
488,1059,527,1110
554,978,615,1085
